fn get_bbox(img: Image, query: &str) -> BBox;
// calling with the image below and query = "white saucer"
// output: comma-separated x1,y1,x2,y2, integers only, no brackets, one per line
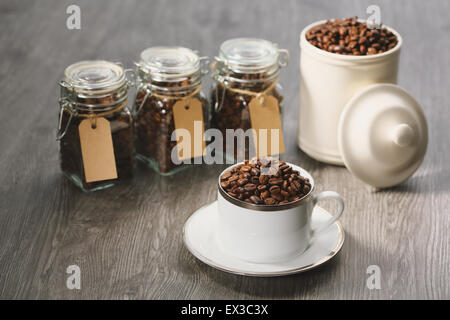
183,201,345,277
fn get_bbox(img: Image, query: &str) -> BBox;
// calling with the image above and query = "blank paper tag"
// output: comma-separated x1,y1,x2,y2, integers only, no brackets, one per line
249,95,285,156
173,98,206,160
78,117,118,183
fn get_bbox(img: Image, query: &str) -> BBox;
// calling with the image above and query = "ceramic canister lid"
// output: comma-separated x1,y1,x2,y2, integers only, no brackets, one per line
338,84,428,188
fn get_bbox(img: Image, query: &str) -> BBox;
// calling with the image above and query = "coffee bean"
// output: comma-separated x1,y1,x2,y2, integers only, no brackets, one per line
292,180,301,190
259,175,269,185
257,184,267,191
360,44,367,54
220,181,230,189
250,176,260,184
234,187,245,194
249,195,263,204
287,186,296,195
237,178,248,186
303,184,311,193
367,47,377,55
221,171,231,180
228,175,239,182
269,178,283,185
282,167,292,174
264,198,276,205
250,168,260,176
272,193,284,201
269,185,281,194
260,190,270,200
244,183,257,192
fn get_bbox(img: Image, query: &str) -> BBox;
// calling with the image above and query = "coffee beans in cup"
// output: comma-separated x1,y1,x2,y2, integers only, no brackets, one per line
306,17,398,55
220,158,312,205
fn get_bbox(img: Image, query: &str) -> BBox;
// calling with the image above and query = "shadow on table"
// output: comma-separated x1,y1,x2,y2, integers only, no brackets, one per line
188,252,339,299
371,167,450,195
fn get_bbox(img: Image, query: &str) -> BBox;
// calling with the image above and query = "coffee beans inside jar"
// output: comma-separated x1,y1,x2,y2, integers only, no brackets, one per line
306,17,398,55
58,60,135,192
134,47,209,174
220,157,312,205
211,38,288,161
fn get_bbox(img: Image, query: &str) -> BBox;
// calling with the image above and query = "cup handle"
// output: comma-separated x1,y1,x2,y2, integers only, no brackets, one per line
311,191,344,237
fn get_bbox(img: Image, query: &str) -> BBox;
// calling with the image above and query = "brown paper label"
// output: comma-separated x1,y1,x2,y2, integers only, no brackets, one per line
249,95,285,156
78,117,118,183
173,98,206,161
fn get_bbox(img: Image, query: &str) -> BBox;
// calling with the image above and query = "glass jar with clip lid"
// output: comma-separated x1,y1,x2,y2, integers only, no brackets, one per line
57,60,136,191
211,38,289,162
134,46,210,175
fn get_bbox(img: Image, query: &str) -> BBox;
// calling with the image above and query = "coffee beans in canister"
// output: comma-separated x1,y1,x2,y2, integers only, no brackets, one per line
305,17,398,55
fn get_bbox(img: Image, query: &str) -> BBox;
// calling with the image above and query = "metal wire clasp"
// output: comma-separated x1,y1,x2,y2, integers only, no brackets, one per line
56,81,77,140
199,56,211,76
277,48,290,68
124,68,137,88
212,56,230,112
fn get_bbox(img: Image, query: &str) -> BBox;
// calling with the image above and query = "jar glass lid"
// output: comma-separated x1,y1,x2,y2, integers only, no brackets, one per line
139,46,200,78
219,38,281,72
64,60,125,92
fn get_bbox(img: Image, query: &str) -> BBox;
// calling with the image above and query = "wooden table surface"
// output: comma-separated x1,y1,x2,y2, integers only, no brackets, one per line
0,0,448,300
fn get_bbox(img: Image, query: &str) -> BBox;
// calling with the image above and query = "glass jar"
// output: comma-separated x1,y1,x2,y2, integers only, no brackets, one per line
57,60,135,192
211,38,289,161
134,46,209,175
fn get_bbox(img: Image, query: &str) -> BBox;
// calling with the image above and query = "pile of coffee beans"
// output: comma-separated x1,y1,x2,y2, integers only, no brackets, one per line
306,17,398,55
135,79,208,173
59,99,134,191
220,158,312,205
211,71,283,160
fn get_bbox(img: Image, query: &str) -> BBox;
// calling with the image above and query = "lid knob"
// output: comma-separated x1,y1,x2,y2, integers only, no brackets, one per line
391,123,415,147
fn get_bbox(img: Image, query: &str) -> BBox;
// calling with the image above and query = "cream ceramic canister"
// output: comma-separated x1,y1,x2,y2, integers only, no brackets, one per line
298,20,402,165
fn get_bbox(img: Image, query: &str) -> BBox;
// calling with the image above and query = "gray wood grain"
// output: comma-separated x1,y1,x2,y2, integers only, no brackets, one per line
0,0,448,299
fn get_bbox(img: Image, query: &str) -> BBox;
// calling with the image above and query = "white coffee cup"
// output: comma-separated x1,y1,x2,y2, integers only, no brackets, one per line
216,162,344,263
